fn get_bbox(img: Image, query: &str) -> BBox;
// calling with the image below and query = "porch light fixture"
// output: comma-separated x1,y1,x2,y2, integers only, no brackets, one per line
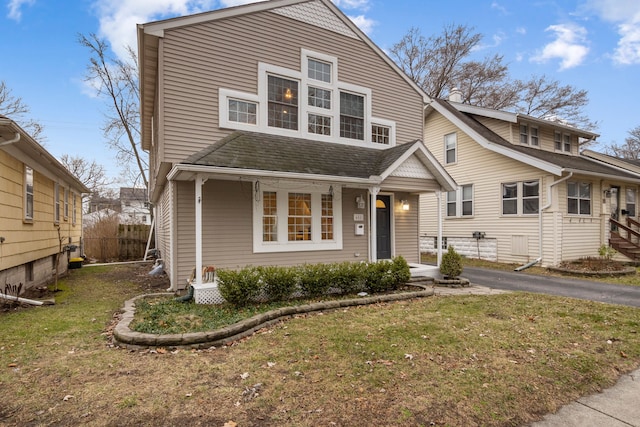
401,200,410,211
356,195,365,209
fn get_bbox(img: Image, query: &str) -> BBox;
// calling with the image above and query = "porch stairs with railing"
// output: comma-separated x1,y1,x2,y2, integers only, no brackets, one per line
609,217,640,261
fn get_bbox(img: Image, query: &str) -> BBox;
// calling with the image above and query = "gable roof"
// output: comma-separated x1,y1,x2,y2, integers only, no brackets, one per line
428,99,640,182
138,0,429,152
0,115,90,193
169,131,456,191
581,150,640,174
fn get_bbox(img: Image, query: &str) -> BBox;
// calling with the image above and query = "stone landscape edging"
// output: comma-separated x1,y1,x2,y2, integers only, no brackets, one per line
113,287,435,350
547,266,637,277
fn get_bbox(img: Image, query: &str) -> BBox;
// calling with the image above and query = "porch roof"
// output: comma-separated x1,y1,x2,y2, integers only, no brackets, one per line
171,131,456,190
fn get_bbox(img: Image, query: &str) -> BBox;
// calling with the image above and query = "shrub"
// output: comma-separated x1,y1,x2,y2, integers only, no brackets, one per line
391,255,411,284
298,263,334,298
217,266,261,307
332,261,367,294
364,260,397,293
440,246,463,278
259,265,298,302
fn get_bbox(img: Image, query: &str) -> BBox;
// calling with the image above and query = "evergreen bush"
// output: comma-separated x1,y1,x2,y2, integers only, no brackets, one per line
440,246,463,278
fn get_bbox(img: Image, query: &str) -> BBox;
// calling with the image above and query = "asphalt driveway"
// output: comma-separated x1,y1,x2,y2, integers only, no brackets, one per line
461,267,640,308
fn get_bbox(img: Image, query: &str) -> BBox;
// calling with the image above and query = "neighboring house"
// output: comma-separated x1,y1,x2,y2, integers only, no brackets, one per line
138,0,456,290
0,115,88,293
420,96,640,267
119,187,151,225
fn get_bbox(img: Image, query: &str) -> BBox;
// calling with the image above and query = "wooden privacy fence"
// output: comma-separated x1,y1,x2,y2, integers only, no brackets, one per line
84,224,151,262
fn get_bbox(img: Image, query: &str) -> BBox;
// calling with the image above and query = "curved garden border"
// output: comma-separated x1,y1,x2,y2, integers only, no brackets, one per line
547,266,637,277
113,286,435,350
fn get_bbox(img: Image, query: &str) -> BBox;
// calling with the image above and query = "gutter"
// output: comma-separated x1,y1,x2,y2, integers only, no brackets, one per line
518,172,573,271
0,132,20,147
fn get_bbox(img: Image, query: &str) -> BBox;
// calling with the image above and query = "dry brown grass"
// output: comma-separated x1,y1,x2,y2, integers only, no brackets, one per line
1,263,639,426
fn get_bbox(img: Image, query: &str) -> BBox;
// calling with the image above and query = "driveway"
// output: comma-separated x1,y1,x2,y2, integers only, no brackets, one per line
461,267,640,308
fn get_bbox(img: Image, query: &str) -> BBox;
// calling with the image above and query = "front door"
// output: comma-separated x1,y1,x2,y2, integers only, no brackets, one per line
376,195,392,259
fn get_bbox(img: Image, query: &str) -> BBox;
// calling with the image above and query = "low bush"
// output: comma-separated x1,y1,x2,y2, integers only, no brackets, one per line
440,246,463,278
217,257,411,307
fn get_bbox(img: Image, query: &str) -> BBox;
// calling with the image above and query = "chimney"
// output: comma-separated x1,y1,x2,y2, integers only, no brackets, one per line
448,87,462,103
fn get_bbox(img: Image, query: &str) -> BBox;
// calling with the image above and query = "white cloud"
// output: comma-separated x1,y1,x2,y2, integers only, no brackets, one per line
516,27,526,35
7,0,35,21
531,23,590,70
491,1,508,15
348,14,375,35
584,0,640,65
333,0,370,11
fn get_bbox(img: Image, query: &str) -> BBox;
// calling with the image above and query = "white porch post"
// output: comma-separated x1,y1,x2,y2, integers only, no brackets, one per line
436,190,443,267
369,186,380,262
195,175,204,285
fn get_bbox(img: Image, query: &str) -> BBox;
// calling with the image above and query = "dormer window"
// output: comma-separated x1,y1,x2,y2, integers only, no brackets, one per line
555,131,572,153
520,124,538,146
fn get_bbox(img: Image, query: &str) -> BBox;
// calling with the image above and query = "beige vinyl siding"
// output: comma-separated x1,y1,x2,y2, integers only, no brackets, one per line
159,10,424,163
0,150,82,271
474,116,513,142
172,180,371,287
393,193,419,263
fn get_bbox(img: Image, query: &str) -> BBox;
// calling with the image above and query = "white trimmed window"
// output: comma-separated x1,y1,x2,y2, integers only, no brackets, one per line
554,131,562,151
626,188,636,217
24,166,34,220
446,184,473,217
219,49,393,147
444,132,457,164
503,181,539,215
64,188,69,219
72,193,77,225
567,181,591,215
54,182,60,223
563,134,571,152
519,124,538,146
253,182,342,253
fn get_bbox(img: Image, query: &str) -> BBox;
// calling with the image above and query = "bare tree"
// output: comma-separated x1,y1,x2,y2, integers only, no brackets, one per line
78,33,148,189
606,126,640,159
0,80,44,141
391,25,595,130
59,154,115,198
515,75,596,131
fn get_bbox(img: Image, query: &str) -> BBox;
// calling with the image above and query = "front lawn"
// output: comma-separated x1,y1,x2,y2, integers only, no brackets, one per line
1,263,639,426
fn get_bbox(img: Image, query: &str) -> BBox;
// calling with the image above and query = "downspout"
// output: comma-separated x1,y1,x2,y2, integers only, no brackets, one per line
515,172,573,271
0,132,20,147
436,190,443,267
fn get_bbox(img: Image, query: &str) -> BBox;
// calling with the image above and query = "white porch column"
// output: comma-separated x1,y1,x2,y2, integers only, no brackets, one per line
369,186,380,262
195,175,205,285
436,190,443,267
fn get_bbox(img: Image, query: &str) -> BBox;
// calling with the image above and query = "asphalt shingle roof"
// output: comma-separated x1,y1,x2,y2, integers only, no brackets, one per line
434,99,640,180
183,131,418,179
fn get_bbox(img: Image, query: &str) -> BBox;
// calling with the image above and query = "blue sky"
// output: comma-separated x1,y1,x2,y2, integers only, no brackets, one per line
1,0,639,182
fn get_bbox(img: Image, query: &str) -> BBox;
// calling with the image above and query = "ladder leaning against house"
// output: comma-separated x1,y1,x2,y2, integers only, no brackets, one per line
609,217,640,261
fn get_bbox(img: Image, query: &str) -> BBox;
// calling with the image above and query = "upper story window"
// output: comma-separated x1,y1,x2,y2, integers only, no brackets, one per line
72,193,77,225
340,91,364,140
444,132,457,164
447,184,473,217
268,75,298,130
567,181,591,215
555,131,572,153
24,166,34,221
308,58,331,83
64,188,69,219
219,49,394,147
519,124,538,146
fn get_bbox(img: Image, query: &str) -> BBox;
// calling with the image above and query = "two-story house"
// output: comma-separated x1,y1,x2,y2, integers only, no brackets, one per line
138,0,456,290
420,95,640,267
0,115,88,293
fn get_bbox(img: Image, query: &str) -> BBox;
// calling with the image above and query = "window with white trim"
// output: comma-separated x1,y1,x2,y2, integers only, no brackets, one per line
64,188,69,219
444,133,456,164
503,181,539,215
54,182,60,223
530,127,539,146
626,188,636,217
72,193,77,225
229,99,257,124
519,124,528,145
24,166,34,220
268,75,298,130
340,91,364,140
563,134,571,152
567,181,591,215
554,131,562,151
446,184,473,217
519,124,538,146
254,183,342,252
219,49,394,147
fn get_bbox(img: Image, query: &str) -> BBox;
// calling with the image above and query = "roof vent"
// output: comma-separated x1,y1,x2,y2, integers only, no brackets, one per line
448,87,462,103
